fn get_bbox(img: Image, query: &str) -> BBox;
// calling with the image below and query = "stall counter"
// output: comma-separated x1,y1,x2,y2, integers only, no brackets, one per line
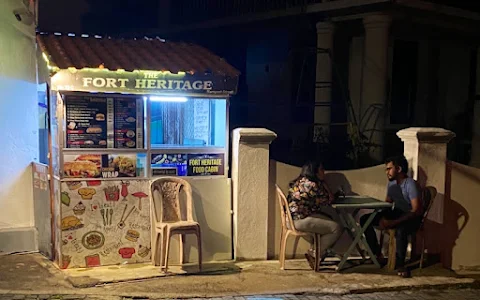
58,179,151,269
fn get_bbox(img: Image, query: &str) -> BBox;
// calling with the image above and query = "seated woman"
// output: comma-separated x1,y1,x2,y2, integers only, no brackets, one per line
287,161,343,270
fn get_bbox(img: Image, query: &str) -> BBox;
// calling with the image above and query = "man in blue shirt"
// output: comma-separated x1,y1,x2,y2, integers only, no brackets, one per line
360,155,423,277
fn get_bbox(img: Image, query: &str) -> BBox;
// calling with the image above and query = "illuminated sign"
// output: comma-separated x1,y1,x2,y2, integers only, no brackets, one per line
150,153,225,177
52,69,238,95
187,154,224,176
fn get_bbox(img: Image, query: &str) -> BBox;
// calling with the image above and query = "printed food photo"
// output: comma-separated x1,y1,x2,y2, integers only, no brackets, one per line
109,155,136,177
64,154,102,178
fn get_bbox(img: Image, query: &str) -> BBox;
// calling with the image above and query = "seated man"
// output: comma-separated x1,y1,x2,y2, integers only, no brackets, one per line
360,155,423,277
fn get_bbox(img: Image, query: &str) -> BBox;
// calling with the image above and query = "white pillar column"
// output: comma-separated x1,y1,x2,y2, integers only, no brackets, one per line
232,128,277,260
397,127,455,264
361,14,392,162
314,21,335,142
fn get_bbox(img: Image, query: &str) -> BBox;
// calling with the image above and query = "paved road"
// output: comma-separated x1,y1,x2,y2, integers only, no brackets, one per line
0,289,479,300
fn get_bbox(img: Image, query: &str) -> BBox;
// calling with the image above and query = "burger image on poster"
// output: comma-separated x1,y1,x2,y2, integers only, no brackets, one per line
137,245,150,258
96,113,105,121
66,181,82,191
125,230,140,242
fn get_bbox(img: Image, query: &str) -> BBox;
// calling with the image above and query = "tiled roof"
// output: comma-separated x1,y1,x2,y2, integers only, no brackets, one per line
36,33,240,77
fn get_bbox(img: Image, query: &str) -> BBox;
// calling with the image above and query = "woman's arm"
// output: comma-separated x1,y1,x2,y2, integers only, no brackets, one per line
321,181,335,203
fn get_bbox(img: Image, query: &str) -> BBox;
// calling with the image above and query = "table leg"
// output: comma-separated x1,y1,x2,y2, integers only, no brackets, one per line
336,210,379,271
344,211,381,267
351,209,367,259
336,209,366,260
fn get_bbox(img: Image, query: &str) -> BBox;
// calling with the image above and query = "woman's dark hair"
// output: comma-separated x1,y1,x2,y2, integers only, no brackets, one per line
289,161,323,187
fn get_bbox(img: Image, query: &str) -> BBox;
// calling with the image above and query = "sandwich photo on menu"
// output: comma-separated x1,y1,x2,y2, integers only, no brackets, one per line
63,154,137,178
63,155,102,178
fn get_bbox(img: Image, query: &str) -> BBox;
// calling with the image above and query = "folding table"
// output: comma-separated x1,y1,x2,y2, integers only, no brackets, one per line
331,196,393,271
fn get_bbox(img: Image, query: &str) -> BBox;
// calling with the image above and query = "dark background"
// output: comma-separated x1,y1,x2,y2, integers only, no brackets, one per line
39,0,159,34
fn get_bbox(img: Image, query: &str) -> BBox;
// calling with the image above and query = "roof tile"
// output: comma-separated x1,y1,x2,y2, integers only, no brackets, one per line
37,33,240,77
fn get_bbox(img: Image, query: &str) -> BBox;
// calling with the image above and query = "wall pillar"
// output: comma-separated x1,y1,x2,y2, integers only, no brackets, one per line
397,127,455,265
361,14,392,162
314,21,335,142
232,128,277,260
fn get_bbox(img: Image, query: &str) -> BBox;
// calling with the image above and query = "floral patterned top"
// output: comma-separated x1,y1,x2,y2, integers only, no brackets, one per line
287,177,330,220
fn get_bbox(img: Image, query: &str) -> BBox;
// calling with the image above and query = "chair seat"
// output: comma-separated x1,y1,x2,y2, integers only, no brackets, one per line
155,221,200,230
285,229,314,237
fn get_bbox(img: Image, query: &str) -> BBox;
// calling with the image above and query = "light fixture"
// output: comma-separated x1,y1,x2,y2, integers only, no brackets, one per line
149,96,188,102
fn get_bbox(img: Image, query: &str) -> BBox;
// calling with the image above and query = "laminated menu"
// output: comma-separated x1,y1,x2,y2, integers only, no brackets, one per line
65,97,108,148
65,96,143,149
114,98,140,149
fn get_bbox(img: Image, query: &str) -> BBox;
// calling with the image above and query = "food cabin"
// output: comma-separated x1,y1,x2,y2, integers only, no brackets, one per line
36,33,239,269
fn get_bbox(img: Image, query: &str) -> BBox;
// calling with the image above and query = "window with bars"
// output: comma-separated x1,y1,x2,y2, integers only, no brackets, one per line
150,98,227,148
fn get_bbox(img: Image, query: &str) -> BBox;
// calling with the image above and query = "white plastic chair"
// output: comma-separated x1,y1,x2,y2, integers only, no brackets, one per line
150,177,202,272
276,185,320,271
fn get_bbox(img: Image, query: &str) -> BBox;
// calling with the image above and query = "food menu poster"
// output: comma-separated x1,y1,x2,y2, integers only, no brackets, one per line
64,154,137,179
151,154,188,176
65,96,143,149
65,96,108,148
151,153,224,177
112,98,144,149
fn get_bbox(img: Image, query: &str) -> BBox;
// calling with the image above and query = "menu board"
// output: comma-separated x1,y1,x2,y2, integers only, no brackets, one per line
65,96,143,149
65,97,108,148
114,98,143,149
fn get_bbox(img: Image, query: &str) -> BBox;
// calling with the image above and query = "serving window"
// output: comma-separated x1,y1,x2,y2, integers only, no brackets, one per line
60,94,228,179
149,97,226,149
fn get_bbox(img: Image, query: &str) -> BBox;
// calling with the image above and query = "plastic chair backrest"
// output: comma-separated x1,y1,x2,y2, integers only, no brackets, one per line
150,177,193,223
276,184,296,231
420,186,437,225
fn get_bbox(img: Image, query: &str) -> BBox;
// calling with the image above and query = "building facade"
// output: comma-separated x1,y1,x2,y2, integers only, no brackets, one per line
148,0,480,169
0,0,41,253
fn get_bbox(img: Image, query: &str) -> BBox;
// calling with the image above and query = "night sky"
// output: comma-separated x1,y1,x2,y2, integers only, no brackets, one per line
38,0,480,35
39,0,159,35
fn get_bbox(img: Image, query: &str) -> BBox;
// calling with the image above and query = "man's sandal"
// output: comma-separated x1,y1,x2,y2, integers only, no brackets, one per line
397,268,411,278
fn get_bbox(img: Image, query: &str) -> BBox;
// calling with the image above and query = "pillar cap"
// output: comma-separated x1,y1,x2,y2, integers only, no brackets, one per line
363,13,392,29
316,21,335,33
397,127,456,143
233,128,277,144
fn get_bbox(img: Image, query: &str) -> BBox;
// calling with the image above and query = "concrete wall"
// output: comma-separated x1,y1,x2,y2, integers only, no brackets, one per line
448,162,480,271
268,160,386,259
267,159,480,270
0,0,39,253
